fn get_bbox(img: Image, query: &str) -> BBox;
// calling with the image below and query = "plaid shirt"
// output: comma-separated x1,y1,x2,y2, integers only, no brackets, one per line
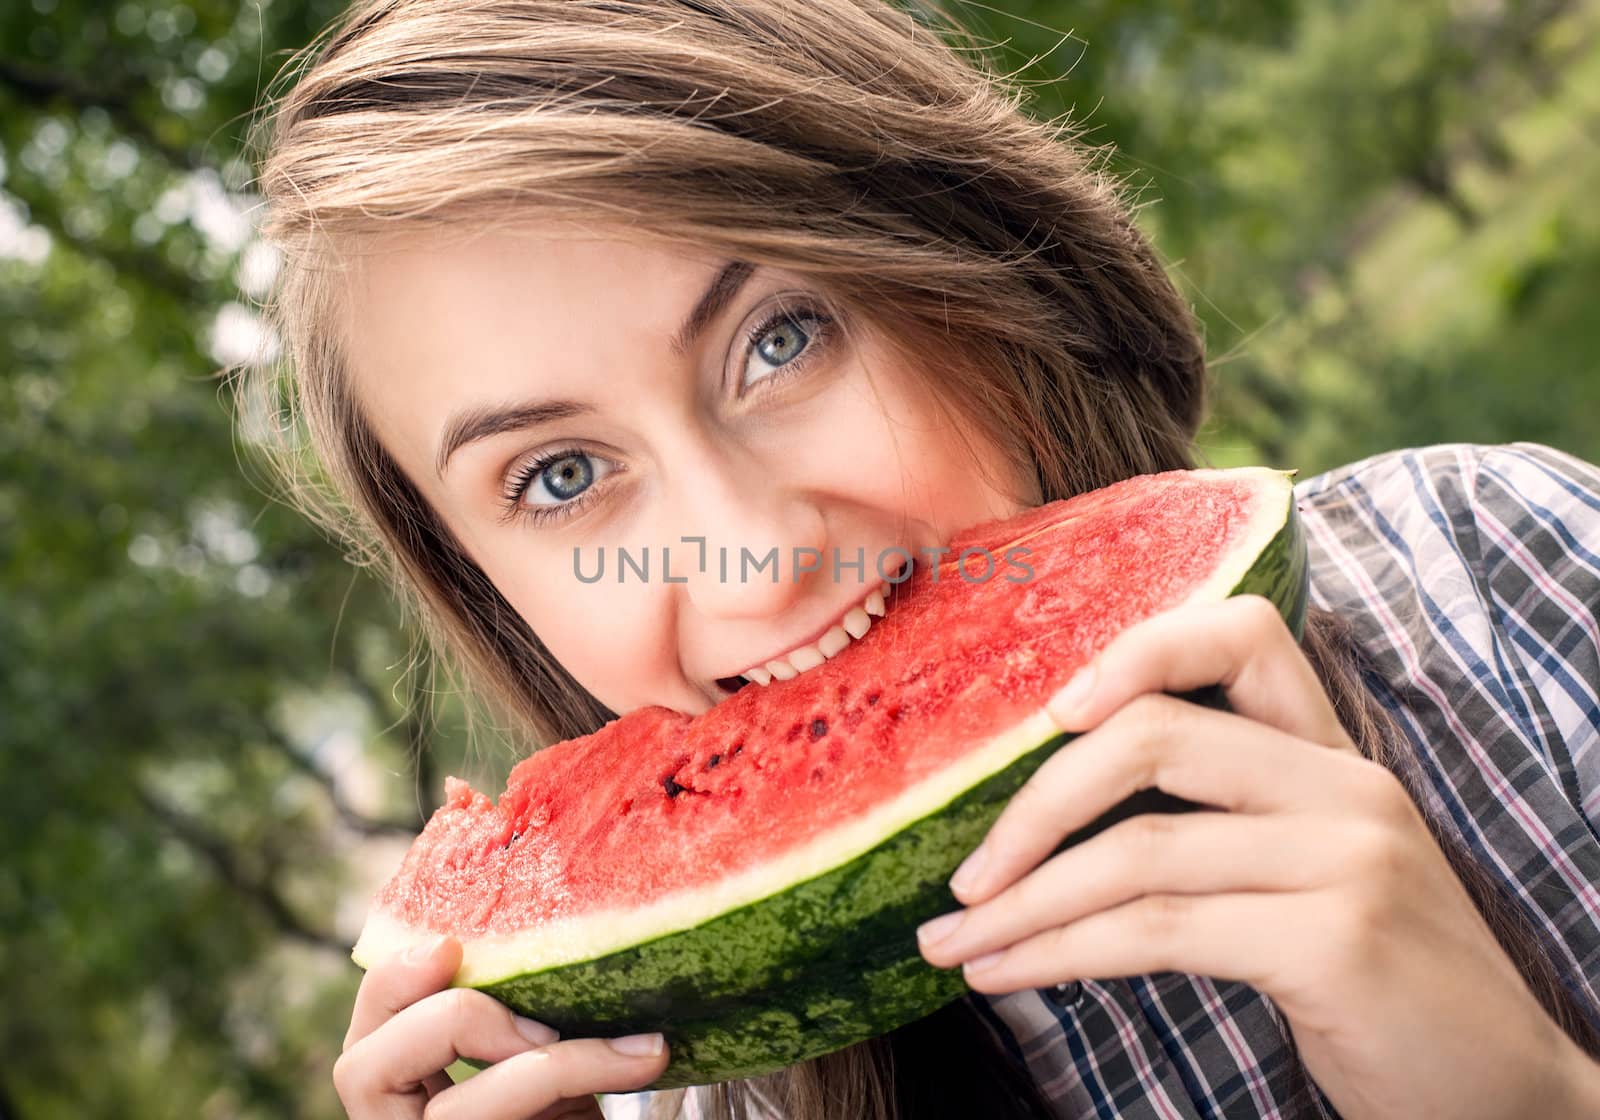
606,441,1600,1119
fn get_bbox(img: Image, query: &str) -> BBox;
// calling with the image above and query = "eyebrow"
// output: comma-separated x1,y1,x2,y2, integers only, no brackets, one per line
668,259,755,357
435,259,756,478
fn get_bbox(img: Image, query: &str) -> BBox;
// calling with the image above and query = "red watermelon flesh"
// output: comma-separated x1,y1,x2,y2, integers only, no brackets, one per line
363,468,1280,941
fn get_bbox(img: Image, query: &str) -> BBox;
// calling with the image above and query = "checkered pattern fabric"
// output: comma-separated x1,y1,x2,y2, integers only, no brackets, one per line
604,442,1600,1119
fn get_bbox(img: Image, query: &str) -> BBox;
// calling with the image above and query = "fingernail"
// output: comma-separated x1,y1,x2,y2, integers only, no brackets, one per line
1048,662,1097,725
513,1015,560,1046
949,842,988,896
608,1030,665,1056
916,910,964,947
964,950,1004,974
608,1033,664,1058
402,934,447,966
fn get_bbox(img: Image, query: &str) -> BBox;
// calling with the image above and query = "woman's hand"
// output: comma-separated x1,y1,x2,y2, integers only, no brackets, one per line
916,596,1600,1120
334,934,668,1119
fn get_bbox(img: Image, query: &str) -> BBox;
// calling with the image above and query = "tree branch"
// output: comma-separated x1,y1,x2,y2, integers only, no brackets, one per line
343,669,447,818
131,784,347,953
258,723,422,837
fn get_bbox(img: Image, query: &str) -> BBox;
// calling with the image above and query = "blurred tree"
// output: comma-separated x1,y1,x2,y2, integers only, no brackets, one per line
3,0,1597,1116
958,0,1597,466
0,1,470,1116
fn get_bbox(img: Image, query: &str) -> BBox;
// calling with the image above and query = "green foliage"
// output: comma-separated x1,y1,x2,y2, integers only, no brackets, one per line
3,0,1597,1115
0,2,488,1116
954,0,1600,470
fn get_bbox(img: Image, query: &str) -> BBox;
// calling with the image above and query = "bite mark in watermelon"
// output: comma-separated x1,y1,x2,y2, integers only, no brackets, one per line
352,466,1309,1087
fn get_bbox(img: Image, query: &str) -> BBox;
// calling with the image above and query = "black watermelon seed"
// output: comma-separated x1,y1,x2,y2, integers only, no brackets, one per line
810,718,828,739
705,753,723,770
662,775,686,798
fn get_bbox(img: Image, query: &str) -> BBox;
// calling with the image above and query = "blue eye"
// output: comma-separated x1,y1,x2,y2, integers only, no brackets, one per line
501,448,617,527
533,453,595,503
498,301,834,530
740,306,833,392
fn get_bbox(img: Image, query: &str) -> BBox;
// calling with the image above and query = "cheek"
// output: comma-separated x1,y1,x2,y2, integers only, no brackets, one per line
470,539,672,709
814,367,1027,533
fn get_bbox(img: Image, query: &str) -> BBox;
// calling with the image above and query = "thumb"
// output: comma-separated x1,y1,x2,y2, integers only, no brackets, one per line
344,934,464,1049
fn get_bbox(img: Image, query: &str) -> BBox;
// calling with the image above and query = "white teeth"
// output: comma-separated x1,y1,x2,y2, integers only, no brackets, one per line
817,625,851,658
727,581,892,691
842,606,871,639
788,644,826,672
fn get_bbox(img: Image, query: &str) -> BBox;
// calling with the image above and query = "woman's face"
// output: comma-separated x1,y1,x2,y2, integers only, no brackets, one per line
343,230,1037,717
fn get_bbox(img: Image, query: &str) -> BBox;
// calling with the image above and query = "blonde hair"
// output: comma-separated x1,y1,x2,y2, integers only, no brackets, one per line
241,1,1600,1115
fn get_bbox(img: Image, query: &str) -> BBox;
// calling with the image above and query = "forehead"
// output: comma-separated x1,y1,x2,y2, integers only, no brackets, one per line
337,227,730,432
343,225,724,350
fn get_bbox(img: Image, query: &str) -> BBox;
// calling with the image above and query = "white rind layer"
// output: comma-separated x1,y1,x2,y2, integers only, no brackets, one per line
356,702,1063,985
1176,468,1295,609
352,469,1294,986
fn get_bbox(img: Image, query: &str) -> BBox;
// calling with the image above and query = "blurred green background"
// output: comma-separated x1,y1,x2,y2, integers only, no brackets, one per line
2,0,1596,1115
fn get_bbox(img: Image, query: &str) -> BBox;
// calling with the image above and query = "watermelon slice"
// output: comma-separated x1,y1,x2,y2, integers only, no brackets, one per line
352,467,1307,1087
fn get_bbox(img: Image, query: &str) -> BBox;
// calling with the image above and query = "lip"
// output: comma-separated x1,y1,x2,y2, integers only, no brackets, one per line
710,553,912,683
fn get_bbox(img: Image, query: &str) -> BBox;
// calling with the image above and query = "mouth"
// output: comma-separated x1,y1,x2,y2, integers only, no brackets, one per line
711,556,914,698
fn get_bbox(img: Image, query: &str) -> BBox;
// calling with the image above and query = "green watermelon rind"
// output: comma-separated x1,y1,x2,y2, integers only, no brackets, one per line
456,473,1308,1088
488,713,1062,1086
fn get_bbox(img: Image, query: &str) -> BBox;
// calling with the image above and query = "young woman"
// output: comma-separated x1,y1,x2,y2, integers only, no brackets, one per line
243,1,1600,1116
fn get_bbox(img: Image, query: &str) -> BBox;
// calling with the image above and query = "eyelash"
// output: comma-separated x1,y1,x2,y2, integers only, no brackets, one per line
497,446,605,528
496,301,836,529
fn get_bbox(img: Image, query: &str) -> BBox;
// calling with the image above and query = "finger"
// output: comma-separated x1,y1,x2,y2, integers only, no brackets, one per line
346,934,464,1049
1047,595,1354,753
920,810,1335,969
420,1037,669,1120
953,694,1377,904
957,889,1333,996
338,986,564,1101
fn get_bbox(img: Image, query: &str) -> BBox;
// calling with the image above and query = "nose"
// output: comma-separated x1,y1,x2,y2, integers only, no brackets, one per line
658,439,828,621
